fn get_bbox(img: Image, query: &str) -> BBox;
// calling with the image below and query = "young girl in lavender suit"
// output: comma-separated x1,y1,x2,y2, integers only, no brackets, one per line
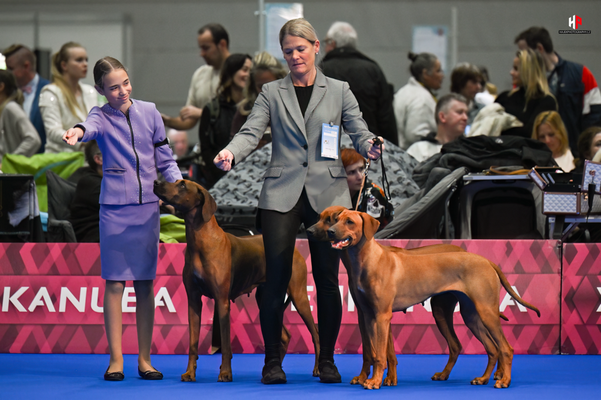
63,57,182,381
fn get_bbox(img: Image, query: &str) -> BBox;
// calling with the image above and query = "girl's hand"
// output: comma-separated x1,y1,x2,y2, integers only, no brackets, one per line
367,136,384,160
63,127,84,146
214,149,234,171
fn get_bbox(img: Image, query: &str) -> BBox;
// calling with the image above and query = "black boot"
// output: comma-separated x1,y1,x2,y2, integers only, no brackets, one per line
318,359,341,383
261,359,287,384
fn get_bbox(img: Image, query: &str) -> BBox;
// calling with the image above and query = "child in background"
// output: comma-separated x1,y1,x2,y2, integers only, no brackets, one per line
63,57,182,381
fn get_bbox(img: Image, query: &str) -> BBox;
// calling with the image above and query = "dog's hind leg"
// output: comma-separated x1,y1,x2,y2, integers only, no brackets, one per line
458,295,500,386
430,292,461,381
471,302,513,389
182,272,202,382
288,288,321,376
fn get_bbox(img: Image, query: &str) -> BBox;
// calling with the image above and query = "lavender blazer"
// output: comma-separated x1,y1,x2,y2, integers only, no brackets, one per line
78,99,182,205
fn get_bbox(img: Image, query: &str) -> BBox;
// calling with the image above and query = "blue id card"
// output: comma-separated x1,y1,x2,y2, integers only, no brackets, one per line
321,123,340,159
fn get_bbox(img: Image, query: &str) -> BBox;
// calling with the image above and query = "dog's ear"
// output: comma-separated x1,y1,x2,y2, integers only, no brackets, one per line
360,213,380,241
200,187,217,222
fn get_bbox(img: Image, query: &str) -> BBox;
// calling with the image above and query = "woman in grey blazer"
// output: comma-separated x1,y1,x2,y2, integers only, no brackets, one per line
215,18,383,384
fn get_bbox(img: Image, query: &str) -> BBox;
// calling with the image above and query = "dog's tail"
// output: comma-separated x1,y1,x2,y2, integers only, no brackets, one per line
490,261,541,317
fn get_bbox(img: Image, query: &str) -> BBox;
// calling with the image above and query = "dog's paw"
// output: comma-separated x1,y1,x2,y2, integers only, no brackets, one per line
312,365,320,377
350,372,367,385
470,377,490,385
181,372,196,382
493,370,504,381
362,378,382,390
494,379,510,389
218,371,233,382
431,372,449,381
383,376,397,386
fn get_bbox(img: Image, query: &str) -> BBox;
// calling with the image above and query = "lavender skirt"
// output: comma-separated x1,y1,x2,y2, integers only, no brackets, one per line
99,202,160,281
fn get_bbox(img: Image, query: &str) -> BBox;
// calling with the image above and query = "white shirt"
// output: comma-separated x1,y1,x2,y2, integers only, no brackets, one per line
22,73,40,118
186,65,220,109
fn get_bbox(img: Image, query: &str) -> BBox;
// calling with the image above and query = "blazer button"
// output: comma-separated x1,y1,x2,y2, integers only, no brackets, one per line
303,144,308,149
303,162,308,167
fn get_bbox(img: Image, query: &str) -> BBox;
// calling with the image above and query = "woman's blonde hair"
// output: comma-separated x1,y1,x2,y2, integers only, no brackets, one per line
279,18,318,47
512,49,553,110
50,42,87,117
532,110,569,155
238,51,287,116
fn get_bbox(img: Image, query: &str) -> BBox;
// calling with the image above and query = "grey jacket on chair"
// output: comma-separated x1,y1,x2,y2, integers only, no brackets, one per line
225,70,374,213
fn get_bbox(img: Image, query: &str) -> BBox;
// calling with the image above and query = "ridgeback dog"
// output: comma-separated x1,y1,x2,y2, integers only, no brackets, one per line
153,179,320,382
307,206,472,387
307,206,540,390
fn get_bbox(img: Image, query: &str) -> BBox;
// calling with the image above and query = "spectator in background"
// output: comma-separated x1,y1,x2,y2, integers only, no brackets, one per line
406,93,468,162
39,42,99,153
321,21,398,145
515,27,601,155
532,111,575,172
167,128,193,179
495,49,557,138
475,65,498,106
3,44,49,152
230,51,287,149
341,148,393,230
450,62,484,129
574,126,601,173
198,53,252,189
69,140,102,242
0,69,41,166
162,23,231,131
394,52,443,149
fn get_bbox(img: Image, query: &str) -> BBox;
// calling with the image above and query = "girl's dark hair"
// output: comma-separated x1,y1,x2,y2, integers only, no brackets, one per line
218,53,252,102
0,69,23,114
577,126,601,161
93,57,127,88
408,52,438,82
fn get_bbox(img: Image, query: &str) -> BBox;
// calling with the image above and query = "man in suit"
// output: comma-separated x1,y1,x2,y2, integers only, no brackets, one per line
215,18,383,385
3,44,50,152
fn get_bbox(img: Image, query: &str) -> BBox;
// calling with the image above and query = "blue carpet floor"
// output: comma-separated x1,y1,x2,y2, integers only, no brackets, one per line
1,354,599,399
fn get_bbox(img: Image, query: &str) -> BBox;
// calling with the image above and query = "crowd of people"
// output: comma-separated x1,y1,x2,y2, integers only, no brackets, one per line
1,18,601,384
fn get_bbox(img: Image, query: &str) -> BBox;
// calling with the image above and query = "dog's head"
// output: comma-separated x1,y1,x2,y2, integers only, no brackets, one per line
153,179,217,223
306,205,347,241
307,206,379,250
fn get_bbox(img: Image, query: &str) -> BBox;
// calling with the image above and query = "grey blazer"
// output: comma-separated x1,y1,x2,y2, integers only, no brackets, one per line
225,70,373,213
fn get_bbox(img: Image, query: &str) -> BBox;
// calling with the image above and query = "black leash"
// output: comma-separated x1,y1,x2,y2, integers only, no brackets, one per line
372,137,391,201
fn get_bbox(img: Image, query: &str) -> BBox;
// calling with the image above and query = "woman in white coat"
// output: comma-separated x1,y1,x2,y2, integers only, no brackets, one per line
394,52,444,149
40,42,99,153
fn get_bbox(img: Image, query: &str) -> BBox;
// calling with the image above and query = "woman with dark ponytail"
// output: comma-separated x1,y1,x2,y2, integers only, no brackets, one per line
393,52,444,150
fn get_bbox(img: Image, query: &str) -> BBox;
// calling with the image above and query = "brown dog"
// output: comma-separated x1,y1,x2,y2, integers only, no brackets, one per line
307,206,472,387
153,179,320,382
307,206,540,390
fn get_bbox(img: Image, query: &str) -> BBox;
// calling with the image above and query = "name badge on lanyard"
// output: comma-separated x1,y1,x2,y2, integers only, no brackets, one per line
321,122,340,159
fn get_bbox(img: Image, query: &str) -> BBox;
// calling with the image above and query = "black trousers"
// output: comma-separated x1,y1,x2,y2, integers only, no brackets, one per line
259,190,342,363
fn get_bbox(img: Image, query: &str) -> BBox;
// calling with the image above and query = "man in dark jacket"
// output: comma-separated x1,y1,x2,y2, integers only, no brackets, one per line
515,27,601,156
321,21,398,145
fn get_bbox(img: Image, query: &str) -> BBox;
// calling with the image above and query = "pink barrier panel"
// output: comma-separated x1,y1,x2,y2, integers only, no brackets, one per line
562,243,601,354
0,240,560,355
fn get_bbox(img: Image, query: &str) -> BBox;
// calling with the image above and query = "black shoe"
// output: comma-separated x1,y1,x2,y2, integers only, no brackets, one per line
261,360,287,384
138,367,163,380
318,360,341,383
104,367,124,381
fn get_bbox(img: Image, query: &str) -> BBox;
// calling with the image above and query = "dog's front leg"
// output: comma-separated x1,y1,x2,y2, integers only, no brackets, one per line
215,295,233,382
182,273,202,382
362,310,392,390
351,301,372,385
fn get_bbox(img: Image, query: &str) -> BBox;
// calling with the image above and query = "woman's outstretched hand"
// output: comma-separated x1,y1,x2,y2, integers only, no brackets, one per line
214,149,234,171
367,136,384,160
